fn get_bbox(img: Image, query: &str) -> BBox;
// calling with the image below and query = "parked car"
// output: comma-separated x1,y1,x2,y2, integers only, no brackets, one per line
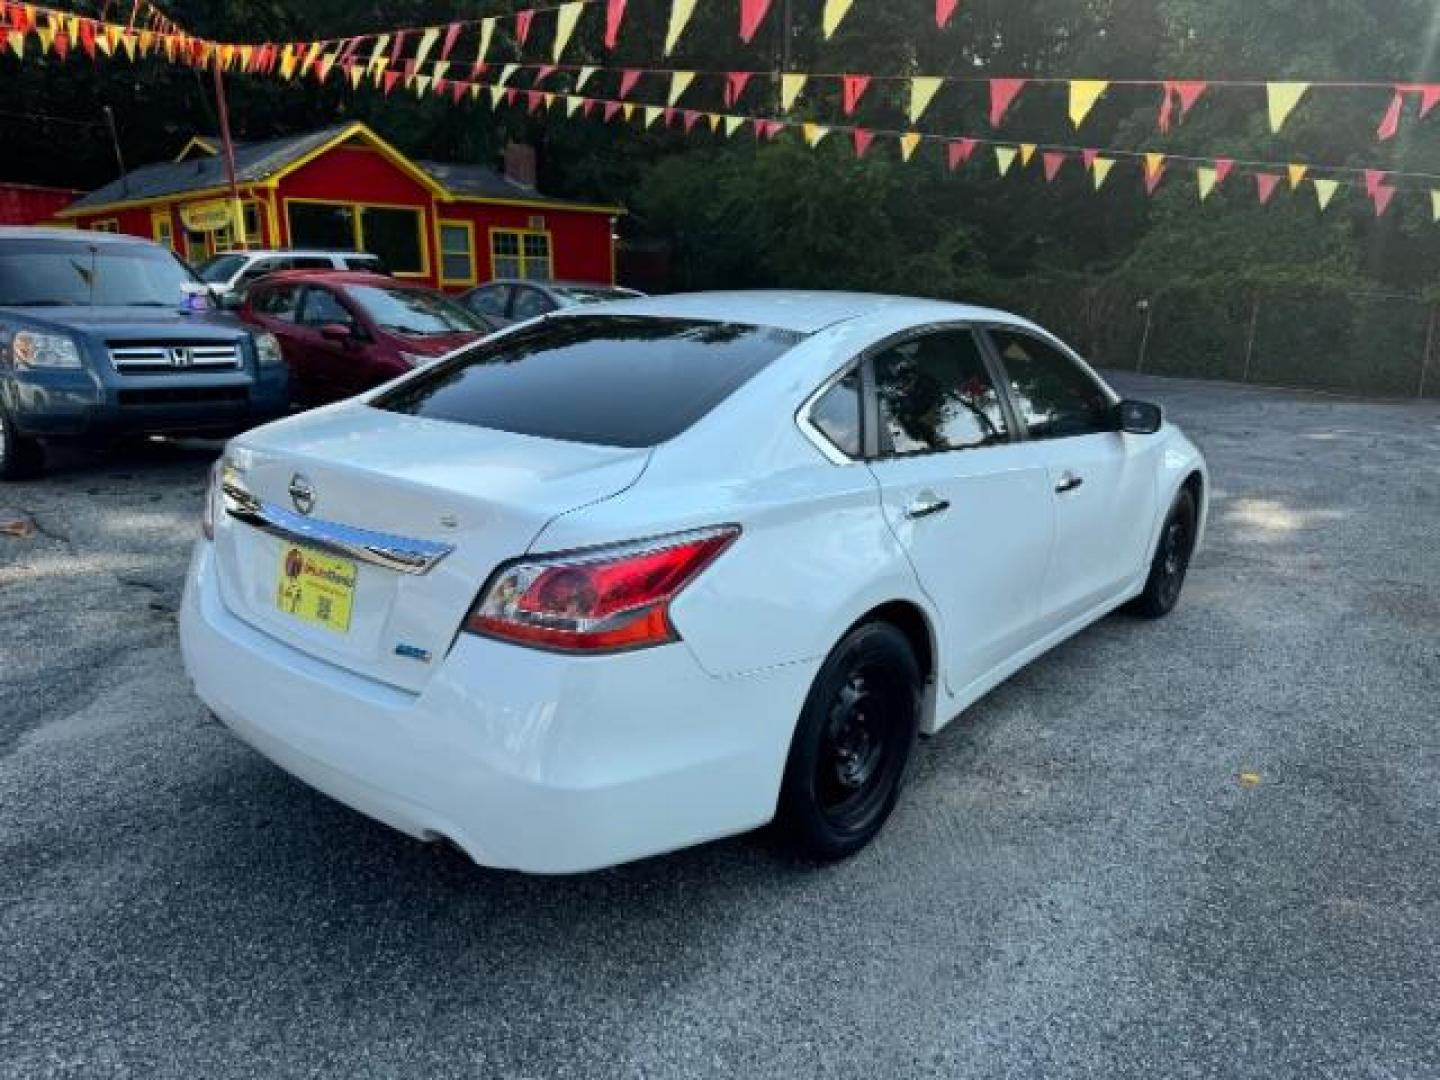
0,228,288,480
241,271,496,408
195,249,389,301
459,279,645,326
181,291,1208,874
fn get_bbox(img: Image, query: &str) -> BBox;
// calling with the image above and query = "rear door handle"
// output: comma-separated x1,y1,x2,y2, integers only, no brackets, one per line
905,497,952,520
1055,474,1085,495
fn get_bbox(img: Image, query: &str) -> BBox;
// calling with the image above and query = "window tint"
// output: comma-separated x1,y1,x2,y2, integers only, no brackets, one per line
872,330,1009,455
299,288,354,329
345,255,387,274
809,371,862,459
347,286,487,336
252,284,301,321
989,330,1114,440
374,315,804,448
465,285,510,318
291,256,335,271
510,287,553,322
0,239,201,307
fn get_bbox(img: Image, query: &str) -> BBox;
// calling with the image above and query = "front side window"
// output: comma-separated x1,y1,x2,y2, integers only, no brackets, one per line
252,284,301,321
873,330,1010,456
988,330,1114,440
299,287,355,330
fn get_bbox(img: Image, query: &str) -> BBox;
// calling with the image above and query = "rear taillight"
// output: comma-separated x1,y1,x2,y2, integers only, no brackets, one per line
465,527,740,654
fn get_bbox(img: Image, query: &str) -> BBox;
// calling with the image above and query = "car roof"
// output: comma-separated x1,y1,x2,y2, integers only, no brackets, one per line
476,279,639,292
586,290,1021,335
254,270,418,288
211,249,380,260
0,226,159,246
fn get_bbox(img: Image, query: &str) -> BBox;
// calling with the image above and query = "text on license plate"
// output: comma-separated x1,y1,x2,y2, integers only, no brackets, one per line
276,544,356,634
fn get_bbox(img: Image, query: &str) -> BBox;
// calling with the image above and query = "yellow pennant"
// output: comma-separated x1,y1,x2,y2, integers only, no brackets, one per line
1432,190,1440,223
644,105,664,128
669,70,696,107
218,43,235,69
995,146,1017,176
368,35,390,76
623,102,637,122
664,0,699,55
899,132,923,162
1092,157,1116,190
7,31,23,58
781,73,808,111
317,51,337,83
553,1,584,62
469,83,482,101
35,23,54,53
1267,82,1309,133
724,115,746,137
565,95,584,117
476,19,495,66
544,91,556,110
413,74,432,97
239,45,255,69
803,122,830,148
301,41,323,72
822,0,856,38
413,27,442,71
708,113,723,133
348,63,365,89
489,84,506,108
576,65,597,91
1287,163,1308,189
1145,152,1165,179
432,59,451,82
1197,166,1219,202
96,28,112,56
909,76,945,124
1313,178,1340,211
497,62,519,87
1069,80,1108,127
1019,143,1037,167
279,45,297,80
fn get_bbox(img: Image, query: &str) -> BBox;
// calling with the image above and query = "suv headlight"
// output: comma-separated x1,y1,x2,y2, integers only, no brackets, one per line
251,331,285,368
12,330,82,369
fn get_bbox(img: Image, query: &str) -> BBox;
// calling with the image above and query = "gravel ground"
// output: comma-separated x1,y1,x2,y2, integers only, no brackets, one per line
2,375,1438,1079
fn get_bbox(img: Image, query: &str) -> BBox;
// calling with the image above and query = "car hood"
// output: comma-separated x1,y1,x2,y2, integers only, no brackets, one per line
0,305,251,342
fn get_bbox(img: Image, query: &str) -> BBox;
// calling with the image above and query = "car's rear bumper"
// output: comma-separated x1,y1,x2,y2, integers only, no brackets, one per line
180,543,816,874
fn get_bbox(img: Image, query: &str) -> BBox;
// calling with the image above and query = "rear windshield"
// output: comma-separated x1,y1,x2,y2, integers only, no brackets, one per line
374,315,803,448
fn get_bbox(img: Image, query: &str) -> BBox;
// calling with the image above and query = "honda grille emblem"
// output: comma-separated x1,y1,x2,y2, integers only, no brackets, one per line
168,347,193,369
288,474,316,516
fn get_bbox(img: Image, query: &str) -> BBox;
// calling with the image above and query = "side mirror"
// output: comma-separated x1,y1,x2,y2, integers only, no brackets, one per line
320,323,355,344
1117,399,1163,435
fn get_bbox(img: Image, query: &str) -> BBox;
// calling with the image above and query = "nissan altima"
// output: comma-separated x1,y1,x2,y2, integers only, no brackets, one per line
180,292,1209,874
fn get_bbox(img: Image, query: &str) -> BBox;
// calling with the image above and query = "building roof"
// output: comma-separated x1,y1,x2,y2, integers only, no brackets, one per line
416,160,573,207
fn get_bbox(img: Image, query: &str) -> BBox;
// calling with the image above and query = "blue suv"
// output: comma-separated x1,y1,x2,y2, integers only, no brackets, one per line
0,228,289,480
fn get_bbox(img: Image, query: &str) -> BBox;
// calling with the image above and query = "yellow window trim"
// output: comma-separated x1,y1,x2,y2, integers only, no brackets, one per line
437,219,478,287
488,226,554,282
283,197,432,278
151,210,176,249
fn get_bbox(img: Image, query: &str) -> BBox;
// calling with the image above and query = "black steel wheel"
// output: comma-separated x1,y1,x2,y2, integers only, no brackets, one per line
776,621,921,861
1128,488,1198,619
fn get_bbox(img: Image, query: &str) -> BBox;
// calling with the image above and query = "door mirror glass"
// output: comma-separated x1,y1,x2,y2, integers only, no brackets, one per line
1117,399,1163,435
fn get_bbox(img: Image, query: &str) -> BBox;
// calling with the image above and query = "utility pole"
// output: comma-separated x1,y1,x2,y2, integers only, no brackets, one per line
102,106,130,197
212,53,246,247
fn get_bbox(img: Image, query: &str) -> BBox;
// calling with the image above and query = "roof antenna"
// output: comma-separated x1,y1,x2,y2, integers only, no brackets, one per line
102,106,131,198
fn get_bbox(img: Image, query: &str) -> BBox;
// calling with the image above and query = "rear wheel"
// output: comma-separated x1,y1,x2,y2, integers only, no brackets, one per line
0,410,45,481
1128,488,1198,618
776,622,921,861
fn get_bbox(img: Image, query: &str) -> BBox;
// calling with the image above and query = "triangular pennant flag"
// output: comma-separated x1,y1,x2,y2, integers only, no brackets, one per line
383,70,402,95
947,138,977,170
1215,159,1234,186
1256,173,1282,204
1197,167,1218,202
803,123,830,148
1267,82,1310,133
664,0,698,55
682,110,701,133
1092,157,1116,190
822,0,855,38
348,62,365,89
619,69,642,98
532,63,555,84
668,70,695,106
1372,183,1397,217
488,84,505,108
1417,84,1440,117
741,0,773,42
990,78,1026,127
497,63,519,88
1144,153,1167,195
605,0,627,49
1069,80,1108,127
623,103,637,122
644,105,664,129
1314,178,1340,211
1431,189,1440,223
515,10,534,46
909,76,945,124
1287,163,1309,189
781,73,808,110
1159,80,1208,133
1365,169,1386,197
707,113,723,133
852,129,875,158
1377,90,1405,141
1019,143,1037,167
725,71,753,108
412,27,441,71
552,2,584,63
842,74,871,116
451,80,468,104
414,74,433,97
724,114,747,137
440,22,462,62
576,65,597,91
1043,152,1066,182
603,100,622,122
474,19,494,72
368,35,390,75
995,146,1017,176
899,133,923,162
937,0,961,27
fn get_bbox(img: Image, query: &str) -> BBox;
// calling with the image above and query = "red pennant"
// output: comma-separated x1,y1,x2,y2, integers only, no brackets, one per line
842,75,871,116
725,71,753,108
1377,91,1404,141
663,107,677,127
759,120,785,140
526,91,544,114
337,37,361,65
619,69,642,98
451,81,467,104
1081,149,1099,169
605,0,627,49
1214,158,1235,185
440,22,462,62
79,21,96,58
852,129,874,158
582,98,597,117
54,31,70,60
515,11,534,45
937,0,960,27
947,138,977,170
1397,82,1440,117
534,64,556,84
1158,80,1207,133
741,0,773,42
382,71,401,95
433,76,448,97
1042,152,1066,182
1364,169,1386,196
603,101,622,122
1373,184,1397,216
1255,173,1281,205
989,79,1026,127
505,88,518,107
683,110,701,133
390,29,407,66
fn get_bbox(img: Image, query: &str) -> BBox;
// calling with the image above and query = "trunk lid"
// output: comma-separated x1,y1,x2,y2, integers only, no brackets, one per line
213,406,650,693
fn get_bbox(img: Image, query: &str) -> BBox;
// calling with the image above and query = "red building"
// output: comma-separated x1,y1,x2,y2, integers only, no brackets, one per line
0,182,83,226
57,122,620,292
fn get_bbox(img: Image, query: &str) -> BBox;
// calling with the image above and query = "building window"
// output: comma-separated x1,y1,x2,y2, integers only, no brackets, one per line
439,221,476,285
242,201,268,248
286,201,427,276
90,219,121,234
152,212,176,251
491,229,552,282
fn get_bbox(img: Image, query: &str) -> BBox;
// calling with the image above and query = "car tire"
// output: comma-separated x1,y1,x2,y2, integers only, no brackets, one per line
1127,487,1198,619
0,409,45,481
775,621,922,862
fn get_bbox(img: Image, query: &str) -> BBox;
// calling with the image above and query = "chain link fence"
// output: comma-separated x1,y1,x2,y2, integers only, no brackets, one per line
998,285,1439,400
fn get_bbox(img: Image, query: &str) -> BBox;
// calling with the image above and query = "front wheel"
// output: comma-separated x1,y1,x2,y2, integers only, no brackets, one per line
1128,488,1198,619
0,410,45,481
776,622,921,861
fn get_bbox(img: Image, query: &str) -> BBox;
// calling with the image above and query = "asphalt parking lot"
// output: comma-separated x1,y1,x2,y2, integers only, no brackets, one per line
2,374,1438,1079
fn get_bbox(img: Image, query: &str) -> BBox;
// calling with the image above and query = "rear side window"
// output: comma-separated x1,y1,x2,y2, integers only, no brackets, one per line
375,315,803,448
809,372,862,458
465,285,510,318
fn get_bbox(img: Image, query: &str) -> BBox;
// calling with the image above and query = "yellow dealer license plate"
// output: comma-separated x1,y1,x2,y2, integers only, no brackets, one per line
276,544,357,634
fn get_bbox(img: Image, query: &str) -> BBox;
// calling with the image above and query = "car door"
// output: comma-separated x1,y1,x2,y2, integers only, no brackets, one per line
246,282,307,401
983,327,1159,628
294,285,366,405
862,327,1056,699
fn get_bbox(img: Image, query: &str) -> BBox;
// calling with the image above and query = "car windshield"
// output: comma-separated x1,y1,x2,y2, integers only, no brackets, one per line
0,238,206,308
552,286,640,306
195,253,250,283
373,314,803,448
348,285,488,337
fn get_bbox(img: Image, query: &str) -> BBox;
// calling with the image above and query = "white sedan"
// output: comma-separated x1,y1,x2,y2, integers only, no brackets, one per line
180,292,1208,874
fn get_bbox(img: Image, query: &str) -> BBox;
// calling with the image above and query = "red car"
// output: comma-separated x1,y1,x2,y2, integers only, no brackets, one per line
241,271,496,407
